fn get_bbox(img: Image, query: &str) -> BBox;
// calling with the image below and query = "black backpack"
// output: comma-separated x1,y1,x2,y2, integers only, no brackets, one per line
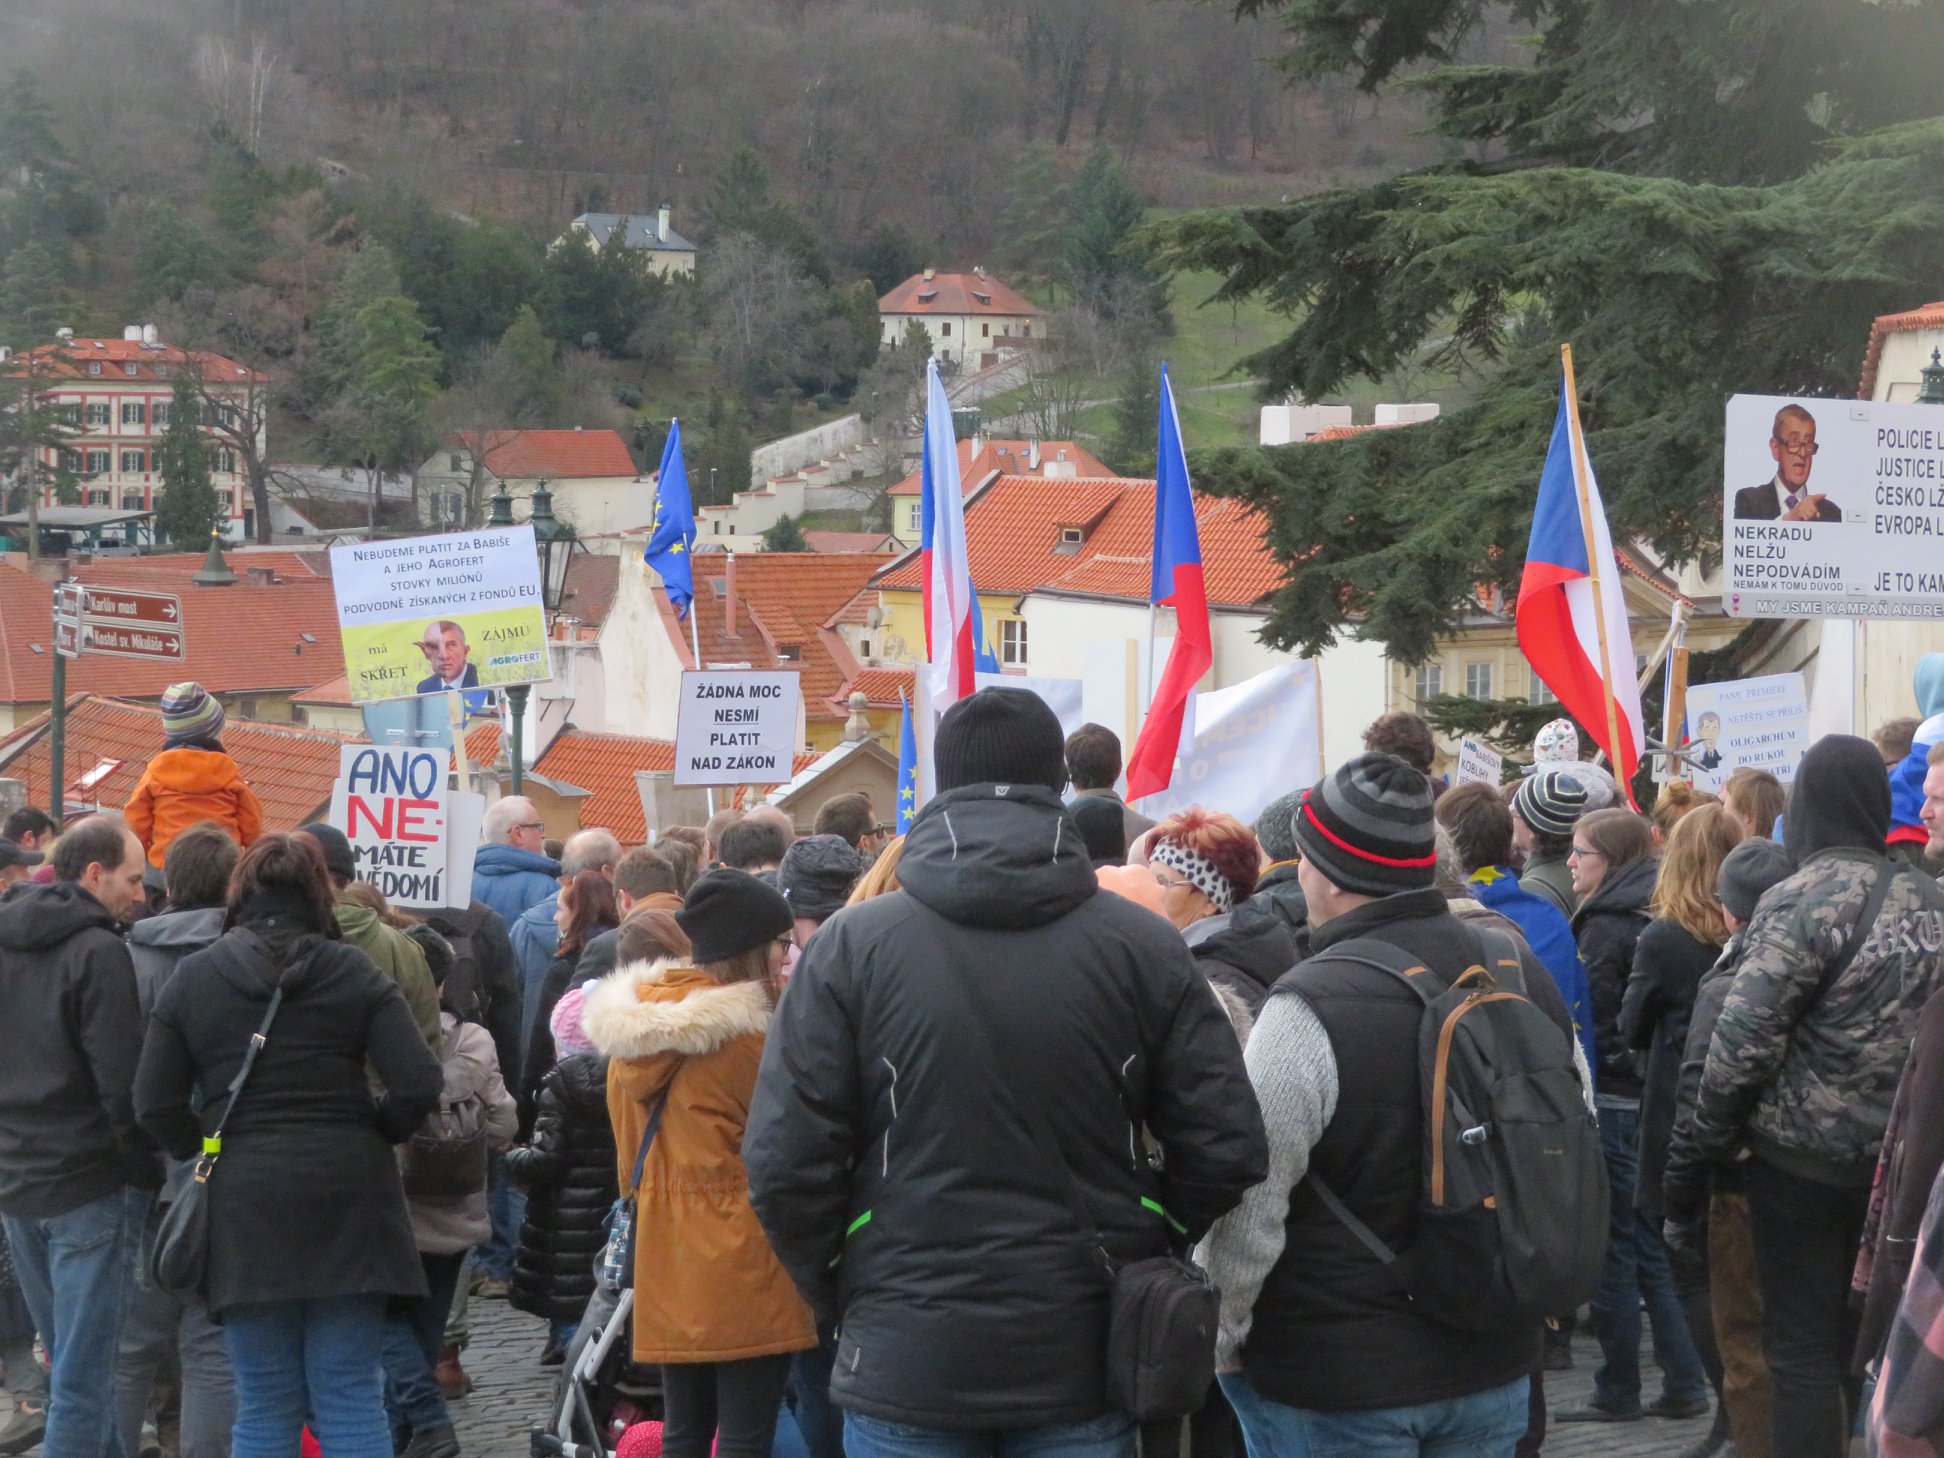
421,904,487,1025
1309,928,1608,1333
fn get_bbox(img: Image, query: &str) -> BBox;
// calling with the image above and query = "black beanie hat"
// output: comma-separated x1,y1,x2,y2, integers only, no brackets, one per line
1716,836,1795,922
777,834,864,923
296,822,357,884
677,868,794,964
1290,752,1438,897
1071,796,1128,866
934,687,1067,793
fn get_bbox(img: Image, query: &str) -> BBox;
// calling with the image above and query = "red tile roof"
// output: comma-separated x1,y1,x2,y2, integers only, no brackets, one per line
802,531,900,553
559,553,620,629
878,272,1042,318
1859,300,1944,400
879,476,1138,595
687,554,892,721
0,695,351,827
10,339,264,385
453,430,638,480
1306,423,1387,442
887,438,1113,497
0,559,344,705
836,665,915,711
292,674,354,707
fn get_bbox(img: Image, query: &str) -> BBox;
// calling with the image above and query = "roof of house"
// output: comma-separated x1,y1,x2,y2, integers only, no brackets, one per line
291,674,354,707
446,430,638,481
571,212,697,254
1859,300,1944,399
559,553,620,630
0,695,351,827
833,664,915,713
878,271,1042,319
877,475,1284,610
887,437,1114,497
10,338,263,385
0,557,344,705
802,531,901,553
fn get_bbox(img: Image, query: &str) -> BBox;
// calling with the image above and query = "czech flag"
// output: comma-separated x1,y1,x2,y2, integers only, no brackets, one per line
643,420,696,619
1515,354,1645,807
1126,364,1212,801
896,693,918,832
920,359,977,713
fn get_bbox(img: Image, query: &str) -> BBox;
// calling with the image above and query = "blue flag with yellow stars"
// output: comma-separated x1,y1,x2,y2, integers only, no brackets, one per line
644,420,696,618
896,692,918,833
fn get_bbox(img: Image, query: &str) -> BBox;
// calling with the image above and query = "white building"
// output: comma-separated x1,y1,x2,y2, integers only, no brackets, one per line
877,268,1042,371
554,206,697,277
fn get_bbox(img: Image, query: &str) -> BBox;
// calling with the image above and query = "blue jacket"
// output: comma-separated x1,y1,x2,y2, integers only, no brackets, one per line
471,845,562,924
1471,865,1599,1081
509,895,561,1001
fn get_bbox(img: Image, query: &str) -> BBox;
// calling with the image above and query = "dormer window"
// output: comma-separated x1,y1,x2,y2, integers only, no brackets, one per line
971,291,991,306
1060,527,1083,545
917,289,937,303
124,363,138,377
87,362,101,377
779,644,802,662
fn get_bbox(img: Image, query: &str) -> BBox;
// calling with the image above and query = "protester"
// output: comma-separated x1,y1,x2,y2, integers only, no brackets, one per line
1,808,55,855
1200,753,1578,1456
1065,721,1155,843
1244,789,1308,941
299,822,441,1043
1361,711,1437,780
0,1242,43,1455
574,847,685,989
1560,806,1711,1424
381,940,517,1458
1532,718,1622,810
133,832,442,1458
124,684,264,870
0,815,159,1458
1148,808,1295,1027
657,836,700,894
471,799,561,925
0,841,39,895
811,793,881,853
702,809,744,869
1886,655,1944,857
117,825,241,1458
845,836,904,905
718,818,789,877
417,898,523,1112
1687,735,1944,1458
1652,783,1718,845
746,805,798,850
520,870,621,1117
1867,1164,1944,1458
776,834,863,952
1723,768,1787,842
1511,769,1590,918
583,870,815,1458
1070,795,1129,867
509,829,623,1039
746,686,1266,1458
1875,717,1921,772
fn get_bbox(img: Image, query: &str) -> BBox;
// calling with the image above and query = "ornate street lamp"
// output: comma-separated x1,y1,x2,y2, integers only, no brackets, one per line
529,479,577,611
1919,347,1944,406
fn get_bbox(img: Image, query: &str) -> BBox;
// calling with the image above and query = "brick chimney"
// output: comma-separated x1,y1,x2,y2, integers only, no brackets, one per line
724,553,738,637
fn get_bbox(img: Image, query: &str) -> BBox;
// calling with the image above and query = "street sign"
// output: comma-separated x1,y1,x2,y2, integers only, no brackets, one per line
79,586,182,627
53,617,78,658
81,622,184,661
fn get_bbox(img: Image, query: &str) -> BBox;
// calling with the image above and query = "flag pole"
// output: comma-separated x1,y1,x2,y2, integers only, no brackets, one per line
689,598,713,816
1559,343,1627,786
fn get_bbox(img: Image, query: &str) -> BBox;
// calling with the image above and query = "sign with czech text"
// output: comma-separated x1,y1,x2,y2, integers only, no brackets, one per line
673,671,802,787
325,745,452,909
1455,737,1504,787
80,587,182,626
1725,394,1944,620
79,622,184,661
1683,673,1810,793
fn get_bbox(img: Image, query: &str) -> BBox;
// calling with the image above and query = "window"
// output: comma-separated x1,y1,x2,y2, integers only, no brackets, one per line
1059,526,1084,545
940,322,951,337
982,323,990,338
1530,680,1558,707
87,489,110,506
120,449,145,473
1465,662,1493,699
1000,617,1028,668
121,402,146,427
217,491,234,513
779,644,803,662
84,449,110,476
859,638,871,659
1413,663,1444,705
216,449,237,473
1022,325,1031,338
449,453,463,472
151,401,171,427
121,492,144,511
123,362,138,377
85,403,110,428
87,361,101,377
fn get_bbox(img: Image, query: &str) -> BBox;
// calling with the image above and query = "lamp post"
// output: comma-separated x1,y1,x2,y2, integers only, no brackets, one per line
487,485,529,795
1919,347,1944,406
488,480,577,797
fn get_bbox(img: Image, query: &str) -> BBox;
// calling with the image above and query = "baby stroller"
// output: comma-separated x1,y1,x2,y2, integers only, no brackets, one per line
531,1284,662,1458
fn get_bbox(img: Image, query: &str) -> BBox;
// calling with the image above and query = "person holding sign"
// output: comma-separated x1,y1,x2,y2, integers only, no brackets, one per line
1732,405,1841,523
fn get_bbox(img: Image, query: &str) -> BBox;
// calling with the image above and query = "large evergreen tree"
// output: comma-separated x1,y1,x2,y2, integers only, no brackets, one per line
153,376,220,545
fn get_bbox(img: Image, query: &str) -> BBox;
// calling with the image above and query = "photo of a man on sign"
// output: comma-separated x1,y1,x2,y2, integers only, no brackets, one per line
415,620,480,694
1733,403,1842,522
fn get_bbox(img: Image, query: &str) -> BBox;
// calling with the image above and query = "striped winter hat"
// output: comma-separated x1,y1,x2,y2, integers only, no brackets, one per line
1292,753,1438,897
1513,769,1590,839
160,682,225,747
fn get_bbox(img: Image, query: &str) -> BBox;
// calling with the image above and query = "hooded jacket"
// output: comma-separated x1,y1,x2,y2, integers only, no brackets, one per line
132,915,443,1313
0,882,162,1219
1888,654,1944,850
1690,735,1944,1188
1471,866,1597,1077
744,783,1268,1431
124,748,264,870
504,1050,615,1322
409,1011,518,1256
1243,861,1311,955
1521,846,1578,921
1620,917,1723,1214
128,905,228,1022
584,959,814,1364
334,902,440,1044
1573,854,1661,1100
470,844,563,925
1185,908,1298,1020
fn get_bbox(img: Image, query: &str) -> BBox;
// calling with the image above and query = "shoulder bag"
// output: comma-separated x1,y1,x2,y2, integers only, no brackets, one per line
599,1084,672,1292
149,931,284,1299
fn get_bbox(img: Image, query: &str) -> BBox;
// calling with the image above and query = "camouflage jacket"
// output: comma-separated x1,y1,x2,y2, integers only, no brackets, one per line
1689,851,1944,1186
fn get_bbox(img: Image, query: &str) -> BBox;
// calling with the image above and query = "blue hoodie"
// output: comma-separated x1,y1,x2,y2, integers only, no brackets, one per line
471,844,562,924
1471,865,1599,1081
1888,654,1944,848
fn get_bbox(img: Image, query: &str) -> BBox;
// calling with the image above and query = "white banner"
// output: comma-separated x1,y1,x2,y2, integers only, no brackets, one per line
326,746,453,909
1455,737,1504,787
1136,661,1322,825
674,671,802,786
1684,672,1811,792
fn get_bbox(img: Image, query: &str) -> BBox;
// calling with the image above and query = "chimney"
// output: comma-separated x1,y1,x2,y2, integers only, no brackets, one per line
1027,440,1041,471
55,328,73,343
246,567,278,587
122,325,143,342
657,202,671,240
141,324,159,347
724,553,739,637
922,267,935,282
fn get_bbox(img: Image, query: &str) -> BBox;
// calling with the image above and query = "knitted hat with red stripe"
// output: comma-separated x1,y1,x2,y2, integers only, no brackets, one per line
1292,752,1438,897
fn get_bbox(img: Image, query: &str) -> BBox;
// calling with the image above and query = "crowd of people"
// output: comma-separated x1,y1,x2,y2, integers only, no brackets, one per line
5,665,1944,1458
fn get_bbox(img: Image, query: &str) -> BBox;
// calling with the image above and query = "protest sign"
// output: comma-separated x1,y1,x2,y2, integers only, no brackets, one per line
1684,673,1810,792
1137,661,1322,826
1455,737,1504,787
1724,394,1944,620
674,671,802,786
330,528,551,704
326,746,453,908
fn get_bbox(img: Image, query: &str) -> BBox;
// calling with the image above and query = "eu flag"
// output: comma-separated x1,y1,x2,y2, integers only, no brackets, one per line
896,693,918,833
644,420,696,618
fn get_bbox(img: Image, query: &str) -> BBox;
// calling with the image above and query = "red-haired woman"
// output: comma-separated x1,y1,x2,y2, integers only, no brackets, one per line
1148,808,1297,1036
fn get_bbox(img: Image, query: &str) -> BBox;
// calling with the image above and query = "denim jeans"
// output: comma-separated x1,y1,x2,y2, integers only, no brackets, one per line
844,1409,1136,1458
788,1329,844,1458
1220,1371,1530,1458
223,1294,392,1458
1590,1103,1708,1412
114,1201,234,1458
475,1158,521,1283
382,1250,467,1444
2,1186,151,1458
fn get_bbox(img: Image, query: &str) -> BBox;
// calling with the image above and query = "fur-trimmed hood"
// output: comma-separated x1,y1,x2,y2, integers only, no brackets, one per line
581,957,773,1062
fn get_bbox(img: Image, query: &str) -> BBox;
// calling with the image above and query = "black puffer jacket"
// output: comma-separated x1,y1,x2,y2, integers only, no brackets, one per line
1573,856,1659,1100
505,1051,616,1323
746,783,1267,1431
1185,908,1298,1021
1619,917,1721,1214
1242,863,1310,956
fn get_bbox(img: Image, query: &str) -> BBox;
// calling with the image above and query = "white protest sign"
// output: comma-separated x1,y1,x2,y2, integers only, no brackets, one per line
330,527,551,703
1724,394,1944,621
1137,660,1322,825
674,671,802,786
326,746,452,908
1684,673,1811,792
1455,737,1504,787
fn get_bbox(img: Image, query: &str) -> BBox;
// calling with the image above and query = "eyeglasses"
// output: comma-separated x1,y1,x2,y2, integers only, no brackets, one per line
1152,869,1191,892
1773,437,1819,457
515,821,545,833
1567,845,1604,861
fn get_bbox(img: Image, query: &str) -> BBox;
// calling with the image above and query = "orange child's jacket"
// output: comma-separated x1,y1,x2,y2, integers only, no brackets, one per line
124,747,265,869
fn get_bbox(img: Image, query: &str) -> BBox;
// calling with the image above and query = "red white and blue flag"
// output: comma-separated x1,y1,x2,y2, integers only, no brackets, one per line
1127,364,1212,801
1516,358,1645,806
920,359,977,713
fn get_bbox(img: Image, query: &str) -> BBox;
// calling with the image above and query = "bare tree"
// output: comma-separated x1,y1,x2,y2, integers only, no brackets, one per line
196,36,282,155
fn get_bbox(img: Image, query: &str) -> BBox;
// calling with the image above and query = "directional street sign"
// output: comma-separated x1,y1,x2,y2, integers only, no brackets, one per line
80,622,184,661
79,587,182,627
53,617,79,659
